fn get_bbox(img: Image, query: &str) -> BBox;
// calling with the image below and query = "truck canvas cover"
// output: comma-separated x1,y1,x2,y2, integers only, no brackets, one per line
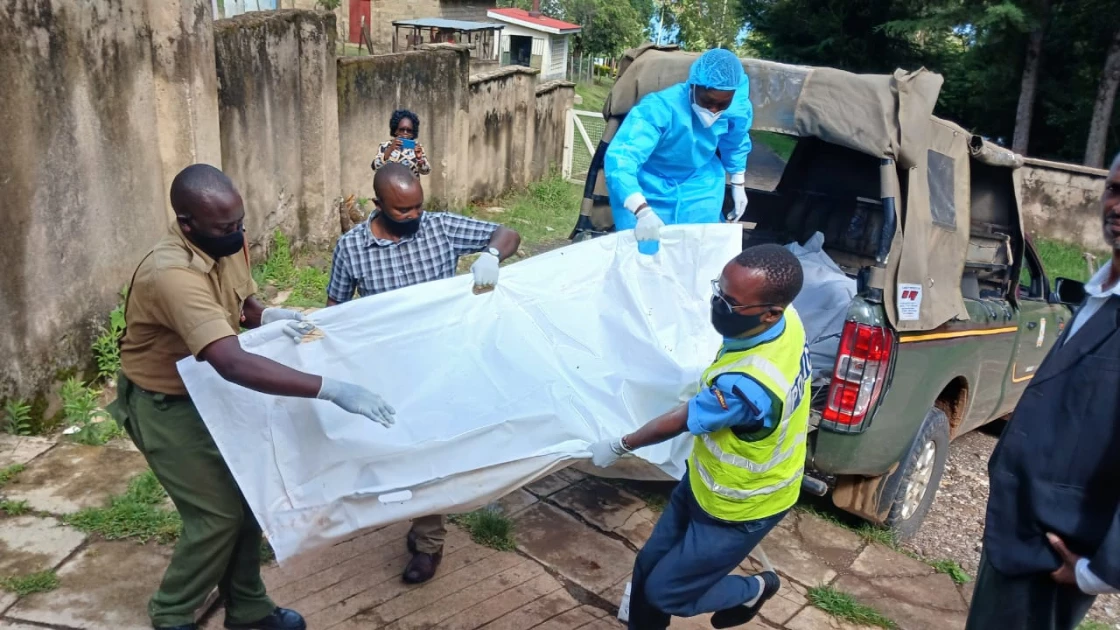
586,45,1024,331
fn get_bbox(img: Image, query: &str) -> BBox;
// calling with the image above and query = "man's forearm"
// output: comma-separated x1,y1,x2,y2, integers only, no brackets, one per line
201,337,322,398
624,404,689,450
489,227,521,260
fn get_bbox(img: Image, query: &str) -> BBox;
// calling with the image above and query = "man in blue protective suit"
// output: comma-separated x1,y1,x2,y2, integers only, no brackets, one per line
604,48,753,253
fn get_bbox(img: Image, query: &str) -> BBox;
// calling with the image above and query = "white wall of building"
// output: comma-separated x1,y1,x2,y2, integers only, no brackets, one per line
498,23,570,81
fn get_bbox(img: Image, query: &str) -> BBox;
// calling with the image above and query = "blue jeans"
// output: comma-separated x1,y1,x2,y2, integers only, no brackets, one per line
628,472,788,630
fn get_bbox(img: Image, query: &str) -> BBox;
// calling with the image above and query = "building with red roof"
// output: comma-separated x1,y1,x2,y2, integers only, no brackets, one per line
486,7,581,81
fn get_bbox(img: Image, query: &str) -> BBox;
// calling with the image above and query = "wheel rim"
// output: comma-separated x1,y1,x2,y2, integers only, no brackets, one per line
900,439,937,521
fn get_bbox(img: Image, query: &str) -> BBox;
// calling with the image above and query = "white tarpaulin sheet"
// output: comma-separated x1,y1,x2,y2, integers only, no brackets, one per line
178,224,743,563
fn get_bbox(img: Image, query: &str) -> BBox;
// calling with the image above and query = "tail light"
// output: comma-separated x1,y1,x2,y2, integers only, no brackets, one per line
821,321,895,432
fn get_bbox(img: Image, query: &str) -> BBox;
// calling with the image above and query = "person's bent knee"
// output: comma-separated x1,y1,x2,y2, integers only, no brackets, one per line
643,574,698,617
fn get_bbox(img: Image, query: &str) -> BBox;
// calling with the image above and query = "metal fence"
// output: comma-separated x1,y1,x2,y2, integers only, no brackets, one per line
564,109,606,184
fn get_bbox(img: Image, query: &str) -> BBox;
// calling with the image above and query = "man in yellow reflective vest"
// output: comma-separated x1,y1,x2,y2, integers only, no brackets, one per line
591,243,809,629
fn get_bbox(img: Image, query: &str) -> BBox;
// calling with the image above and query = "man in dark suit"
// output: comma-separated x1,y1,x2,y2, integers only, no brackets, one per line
966,152,1120,629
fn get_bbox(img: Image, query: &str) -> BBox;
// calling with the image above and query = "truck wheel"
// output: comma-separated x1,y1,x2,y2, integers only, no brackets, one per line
882,407,950,539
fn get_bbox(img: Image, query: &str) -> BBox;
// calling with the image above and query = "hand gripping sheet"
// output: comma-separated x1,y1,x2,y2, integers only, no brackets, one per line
178,224,742,562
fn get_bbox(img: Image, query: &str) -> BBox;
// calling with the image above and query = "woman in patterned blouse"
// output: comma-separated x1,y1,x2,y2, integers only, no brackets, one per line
372,109,432,178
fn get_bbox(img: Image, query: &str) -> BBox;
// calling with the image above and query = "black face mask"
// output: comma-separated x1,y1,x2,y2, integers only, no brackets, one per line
181,219,245,259
710,296,766,338
378,209,422,237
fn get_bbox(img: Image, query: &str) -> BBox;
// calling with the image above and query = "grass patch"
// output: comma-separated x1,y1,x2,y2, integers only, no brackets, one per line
465,174,583,253
252,231,331,309
1077,622,1113,630
1035,238,1106,283
64,470,181,544
450,509,516,551
928,558,972,584
0,570,59,596
0,464,25,487
0,500,32,516
808,585,898,629
754,130,798,162
575,81,613,114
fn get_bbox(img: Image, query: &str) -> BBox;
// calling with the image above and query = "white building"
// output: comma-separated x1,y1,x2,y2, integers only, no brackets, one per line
486,8,580,81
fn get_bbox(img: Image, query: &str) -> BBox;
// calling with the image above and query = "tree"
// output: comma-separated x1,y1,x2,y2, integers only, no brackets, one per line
565,0,646,57
1010,0,1050,154
1085,27,1120,168
672,0,745,51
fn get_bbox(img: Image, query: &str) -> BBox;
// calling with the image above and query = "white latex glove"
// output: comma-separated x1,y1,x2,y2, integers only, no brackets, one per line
471,251,500,288
589,437,628,468
262,307,310,343
316,377,396,428
634,207,664,246
729,172,748,221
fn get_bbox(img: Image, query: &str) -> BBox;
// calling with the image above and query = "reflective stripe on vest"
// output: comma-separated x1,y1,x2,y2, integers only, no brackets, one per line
693,459,806,500
697,355,804,475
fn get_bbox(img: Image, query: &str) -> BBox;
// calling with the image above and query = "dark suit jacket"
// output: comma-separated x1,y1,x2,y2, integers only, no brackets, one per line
984,295,1120,588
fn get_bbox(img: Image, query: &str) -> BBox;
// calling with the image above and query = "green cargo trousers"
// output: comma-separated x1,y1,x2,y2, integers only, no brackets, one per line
112,375,275,628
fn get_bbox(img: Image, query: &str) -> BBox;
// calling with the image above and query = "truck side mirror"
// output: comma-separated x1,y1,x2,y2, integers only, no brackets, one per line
1050,277,1086,306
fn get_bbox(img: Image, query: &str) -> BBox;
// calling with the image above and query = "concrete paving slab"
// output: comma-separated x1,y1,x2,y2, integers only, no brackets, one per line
0,515,87,575
2,443,148,515
758,584,808,627
0,436,54,469
495,489,538,518
850,543,935,579
757,524,837,587
524,474,577,498
785,606,880,630
794,512,865,568
0,592,16,616
615,507,658,548
833,573,968,630
529,604,608,630
551,478,646,532
6,540,171,629
514,503,635,596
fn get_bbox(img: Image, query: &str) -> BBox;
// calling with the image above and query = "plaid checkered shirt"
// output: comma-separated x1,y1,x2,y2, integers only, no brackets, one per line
327,211,500,302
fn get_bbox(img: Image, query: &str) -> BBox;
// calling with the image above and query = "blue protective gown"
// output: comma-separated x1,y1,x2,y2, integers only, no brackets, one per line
604,82,753,231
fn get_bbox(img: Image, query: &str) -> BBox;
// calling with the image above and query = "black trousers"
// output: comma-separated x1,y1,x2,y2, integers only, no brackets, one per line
965,550,1096,630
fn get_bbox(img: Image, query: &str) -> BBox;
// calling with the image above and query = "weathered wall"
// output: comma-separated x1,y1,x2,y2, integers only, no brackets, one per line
0,0,221,404
467,67,538,200
1019,158,1109,251
337,45,471,207
532,80,575,181
215,10,341,253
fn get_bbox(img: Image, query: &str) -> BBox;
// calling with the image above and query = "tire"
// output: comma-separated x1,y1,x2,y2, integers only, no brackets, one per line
881,407,950,540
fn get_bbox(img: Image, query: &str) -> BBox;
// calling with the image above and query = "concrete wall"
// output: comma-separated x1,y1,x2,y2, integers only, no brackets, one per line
532,81,575,181
214,10,341,253
1019,158,1109,252
0,0,221,404
466,67,538,200
337,45,472,207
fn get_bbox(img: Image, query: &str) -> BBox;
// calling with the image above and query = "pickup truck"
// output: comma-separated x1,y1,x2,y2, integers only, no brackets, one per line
571,45,1080,537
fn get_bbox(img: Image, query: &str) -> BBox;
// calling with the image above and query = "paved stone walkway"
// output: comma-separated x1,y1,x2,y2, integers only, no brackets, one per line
1,435,972,630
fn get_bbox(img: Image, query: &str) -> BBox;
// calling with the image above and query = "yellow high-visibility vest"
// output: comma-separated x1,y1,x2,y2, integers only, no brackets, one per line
689,306,811,522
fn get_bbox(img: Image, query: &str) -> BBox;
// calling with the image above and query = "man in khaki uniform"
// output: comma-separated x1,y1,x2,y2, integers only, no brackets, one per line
114,164,395,630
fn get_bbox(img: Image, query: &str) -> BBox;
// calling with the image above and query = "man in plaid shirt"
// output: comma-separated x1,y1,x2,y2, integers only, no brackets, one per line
326,163,520,583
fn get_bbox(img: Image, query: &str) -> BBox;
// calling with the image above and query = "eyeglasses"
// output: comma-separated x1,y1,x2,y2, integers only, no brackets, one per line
711,279,774,313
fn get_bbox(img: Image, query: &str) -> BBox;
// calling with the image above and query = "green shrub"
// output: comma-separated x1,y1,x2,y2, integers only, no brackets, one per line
3,400,33,436
60,379,120,446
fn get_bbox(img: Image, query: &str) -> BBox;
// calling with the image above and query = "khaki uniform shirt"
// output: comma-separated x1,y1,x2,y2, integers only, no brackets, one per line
120,223,256,395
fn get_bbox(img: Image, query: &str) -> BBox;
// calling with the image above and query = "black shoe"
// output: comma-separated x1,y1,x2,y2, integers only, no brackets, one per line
402,550,443,584
225,607,306,630
154,625,198,630
710,571,781,628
